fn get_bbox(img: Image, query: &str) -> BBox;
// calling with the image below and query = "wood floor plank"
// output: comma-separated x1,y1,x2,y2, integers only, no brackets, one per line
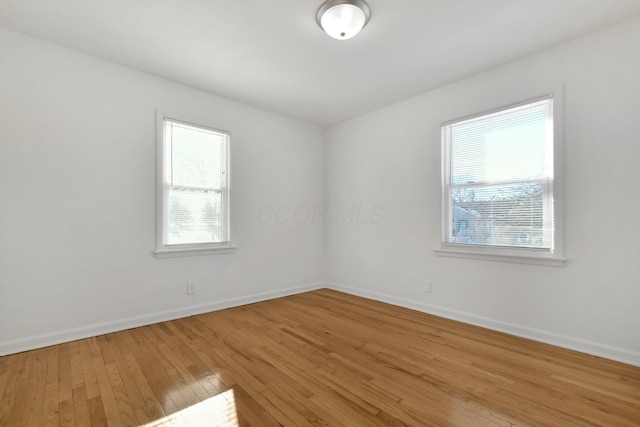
114,330,167,424
228,385,281,427
2,289,640,426
71,386,91,427
26,346,47,426
106,332,146,411
42,346,60,427
125,328,181,415
105,362,138,426
90,342,123,427
86,396,108,426
78,340,100,400
138,324,207,409
59,399,75,427
58,344,73,404
68,341,85,393
1,352,27,426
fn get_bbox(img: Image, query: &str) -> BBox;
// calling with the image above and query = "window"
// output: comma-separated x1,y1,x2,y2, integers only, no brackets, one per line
155,116,235,257
439,95,564,265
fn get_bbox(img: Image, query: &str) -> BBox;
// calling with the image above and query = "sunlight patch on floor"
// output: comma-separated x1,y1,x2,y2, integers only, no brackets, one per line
143,389,238,426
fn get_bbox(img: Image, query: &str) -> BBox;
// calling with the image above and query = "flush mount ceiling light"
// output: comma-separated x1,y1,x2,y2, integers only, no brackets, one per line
316,0,371,40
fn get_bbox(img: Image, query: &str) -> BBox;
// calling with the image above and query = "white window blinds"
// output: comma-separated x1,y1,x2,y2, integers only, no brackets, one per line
163,119,229,246
442,97,554,251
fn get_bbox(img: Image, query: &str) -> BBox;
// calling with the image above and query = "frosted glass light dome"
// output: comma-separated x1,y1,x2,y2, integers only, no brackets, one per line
317,0,371,40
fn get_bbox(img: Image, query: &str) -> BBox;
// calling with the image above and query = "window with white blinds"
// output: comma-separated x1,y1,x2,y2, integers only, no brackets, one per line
156,117,232,255
442,96,555,254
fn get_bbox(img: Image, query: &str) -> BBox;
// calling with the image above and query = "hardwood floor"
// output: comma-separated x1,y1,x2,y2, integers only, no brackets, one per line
1,289,639,426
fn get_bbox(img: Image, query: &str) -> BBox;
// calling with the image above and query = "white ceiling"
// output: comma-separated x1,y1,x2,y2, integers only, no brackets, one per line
1,0,640,127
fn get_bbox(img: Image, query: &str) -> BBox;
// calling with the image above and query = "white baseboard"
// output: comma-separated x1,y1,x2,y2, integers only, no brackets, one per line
326,282,640,367
5,281,638,367
0,282,324,356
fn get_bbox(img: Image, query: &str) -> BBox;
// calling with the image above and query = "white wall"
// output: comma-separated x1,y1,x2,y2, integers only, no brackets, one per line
325,16,640,365
0,28,325,355
2,16,639,366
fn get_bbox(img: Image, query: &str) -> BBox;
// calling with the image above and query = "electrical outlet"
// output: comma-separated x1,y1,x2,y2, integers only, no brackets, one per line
425,280,433,293
187,282,196,295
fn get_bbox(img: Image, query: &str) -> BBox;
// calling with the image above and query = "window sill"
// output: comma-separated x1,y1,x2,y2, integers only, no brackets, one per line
154,244,237,259
434,247,566,267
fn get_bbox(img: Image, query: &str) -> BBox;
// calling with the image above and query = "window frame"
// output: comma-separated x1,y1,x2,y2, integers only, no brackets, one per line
436,91,565,267
154,111,236,258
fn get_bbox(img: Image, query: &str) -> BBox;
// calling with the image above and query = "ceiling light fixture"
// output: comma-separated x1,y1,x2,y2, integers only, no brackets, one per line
316,0,371,40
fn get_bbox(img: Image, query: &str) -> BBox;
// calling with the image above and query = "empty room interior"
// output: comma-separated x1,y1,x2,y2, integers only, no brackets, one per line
1,0,640,425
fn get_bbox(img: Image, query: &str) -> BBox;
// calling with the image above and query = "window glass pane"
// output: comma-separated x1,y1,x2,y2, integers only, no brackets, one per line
166,187,224,245
451,103,549,184
170,123,224,188
451,181,548,248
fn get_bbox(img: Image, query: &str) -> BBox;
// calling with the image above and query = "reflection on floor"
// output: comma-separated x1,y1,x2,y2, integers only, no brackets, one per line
142,389,238,427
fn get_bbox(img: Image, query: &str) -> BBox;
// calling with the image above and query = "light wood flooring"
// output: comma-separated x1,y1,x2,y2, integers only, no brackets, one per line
1,289,639,426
